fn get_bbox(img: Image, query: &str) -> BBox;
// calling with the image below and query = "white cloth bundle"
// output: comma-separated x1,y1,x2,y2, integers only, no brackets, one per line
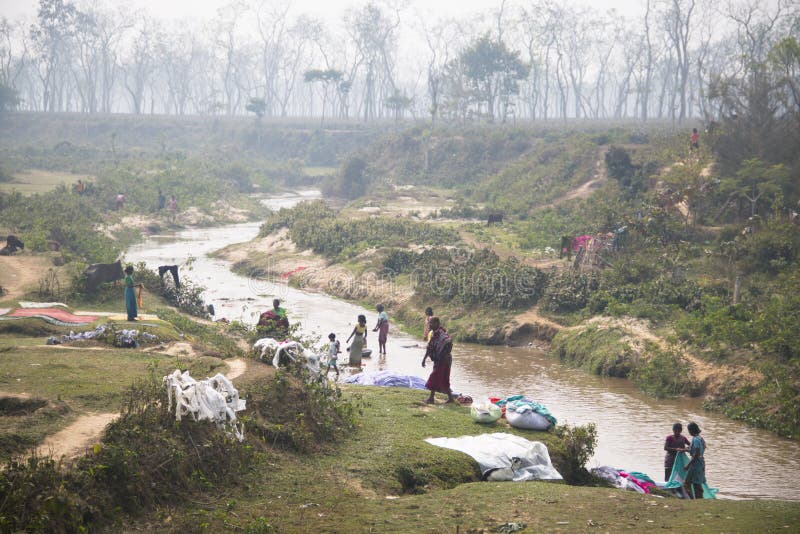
163,370,247,441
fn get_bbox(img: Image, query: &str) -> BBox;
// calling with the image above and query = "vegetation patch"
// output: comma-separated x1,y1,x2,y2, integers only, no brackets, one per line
549,325,635,378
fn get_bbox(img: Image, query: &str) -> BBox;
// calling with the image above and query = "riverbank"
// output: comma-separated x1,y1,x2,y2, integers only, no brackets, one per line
131,383,800,532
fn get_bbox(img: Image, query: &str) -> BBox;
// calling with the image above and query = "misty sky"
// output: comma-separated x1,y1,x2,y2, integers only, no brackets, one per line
1,0,645,25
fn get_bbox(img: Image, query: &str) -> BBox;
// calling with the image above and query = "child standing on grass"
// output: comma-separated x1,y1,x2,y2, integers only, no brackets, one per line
325,333,340,379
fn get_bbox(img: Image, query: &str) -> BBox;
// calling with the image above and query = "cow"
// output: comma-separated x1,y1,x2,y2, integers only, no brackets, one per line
158,265,180,288
83,259,124,292
0,235,24,256
487,213,504,225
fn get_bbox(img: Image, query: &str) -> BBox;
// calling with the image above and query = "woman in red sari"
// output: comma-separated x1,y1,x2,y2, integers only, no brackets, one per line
421,317,455,404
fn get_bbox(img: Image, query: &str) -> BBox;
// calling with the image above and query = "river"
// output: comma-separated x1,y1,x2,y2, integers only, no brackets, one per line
126,190,800,501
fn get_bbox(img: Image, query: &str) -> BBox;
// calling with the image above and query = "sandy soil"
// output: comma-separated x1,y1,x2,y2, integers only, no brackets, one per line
0,255,55,300
225,358,246,380
36,412,117,460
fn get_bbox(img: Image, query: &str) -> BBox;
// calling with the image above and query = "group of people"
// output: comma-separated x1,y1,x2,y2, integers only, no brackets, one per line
664,421,708,498
322,305,456,405
323,304,390,378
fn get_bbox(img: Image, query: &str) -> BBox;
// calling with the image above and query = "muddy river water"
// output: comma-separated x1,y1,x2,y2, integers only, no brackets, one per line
127,190,800,501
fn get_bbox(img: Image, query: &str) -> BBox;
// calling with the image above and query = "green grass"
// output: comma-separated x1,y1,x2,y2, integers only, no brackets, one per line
0,169,90,195
0,316,231,461
135,384,800,532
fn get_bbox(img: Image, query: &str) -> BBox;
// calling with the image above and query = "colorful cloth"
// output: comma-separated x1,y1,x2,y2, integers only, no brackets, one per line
7,308,98,325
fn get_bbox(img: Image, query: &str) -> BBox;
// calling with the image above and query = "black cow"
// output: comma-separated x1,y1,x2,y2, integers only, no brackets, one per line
158,265,180,288
83,259,124,292
487,213,504,225
0,235,24,256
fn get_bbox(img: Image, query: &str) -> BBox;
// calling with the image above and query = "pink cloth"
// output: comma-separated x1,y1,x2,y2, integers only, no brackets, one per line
618,471,655,494
9,308,98,323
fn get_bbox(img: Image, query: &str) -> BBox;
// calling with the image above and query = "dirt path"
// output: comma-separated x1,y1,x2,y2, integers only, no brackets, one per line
0,255,53,300
225,358,247,380
36,412,117,460
512,306,563,333
552,145,609,205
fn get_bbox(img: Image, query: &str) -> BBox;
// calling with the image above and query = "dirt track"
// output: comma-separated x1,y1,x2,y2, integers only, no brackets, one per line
0,255,54,300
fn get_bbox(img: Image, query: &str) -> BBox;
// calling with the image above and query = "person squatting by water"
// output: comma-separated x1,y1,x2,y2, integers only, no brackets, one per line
325,333,340,379
664,422,690,482
373,303,389,355
346,314,367,366
685,422,707,499
124,265,142,321
422,317,455,404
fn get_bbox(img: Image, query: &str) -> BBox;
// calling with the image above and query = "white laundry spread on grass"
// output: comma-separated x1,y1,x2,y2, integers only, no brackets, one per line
425,433,563,481
163,370,246,442
18,301,69,308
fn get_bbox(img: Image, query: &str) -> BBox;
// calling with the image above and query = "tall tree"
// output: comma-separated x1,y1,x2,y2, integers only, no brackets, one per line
458,36,528,122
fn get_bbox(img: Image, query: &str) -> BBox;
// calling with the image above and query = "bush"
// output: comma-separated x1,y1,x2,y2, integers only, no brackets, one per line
631,343,700,398
541,271,600,314
548,423,598,485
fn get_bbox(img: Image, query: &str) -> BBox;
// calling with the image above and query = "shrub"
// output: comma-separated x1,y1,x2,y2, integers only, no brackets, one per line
548,423,598,485
631,343,700,398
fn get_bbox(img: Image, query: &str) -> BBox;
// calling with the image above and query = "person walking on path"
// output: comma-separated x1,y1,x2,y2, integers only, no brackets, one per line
346,314,367,366
124,265,142,321
663,422,690,482
373,303,389,355
421,317,455,404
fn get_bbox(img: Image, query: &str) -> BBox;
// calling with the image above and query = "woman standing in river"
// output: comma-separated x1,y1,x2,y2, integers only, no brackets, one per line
373,304,389,355
346,314,367,366
421,317,455,404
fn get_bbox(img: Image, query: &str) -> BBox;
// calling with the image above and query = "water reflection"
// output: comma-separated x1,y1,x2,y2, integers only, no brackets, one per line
125,190,800,502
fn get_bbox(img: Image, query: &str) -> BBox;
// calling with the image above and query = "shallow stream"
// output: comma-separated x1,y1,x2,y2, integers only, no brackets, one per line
126,190,800,501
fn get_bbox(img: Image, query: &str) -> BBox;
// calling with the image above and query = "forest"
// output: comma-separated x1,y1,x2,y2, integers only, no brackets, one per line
0,0,796,125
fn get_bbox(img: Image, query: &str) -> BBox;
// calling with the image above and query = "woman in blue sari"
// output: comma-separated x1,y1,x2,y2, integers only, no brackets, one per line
685,422,706,499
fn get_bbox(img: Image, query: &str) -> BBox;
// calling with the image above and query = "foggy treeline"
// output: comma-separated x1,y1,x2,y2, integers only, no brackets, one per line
0,0,797,124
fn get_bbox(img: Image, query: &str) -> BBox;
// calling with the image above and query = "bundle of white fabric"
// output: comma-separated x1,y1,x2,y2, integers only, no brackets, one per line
163,370,247,442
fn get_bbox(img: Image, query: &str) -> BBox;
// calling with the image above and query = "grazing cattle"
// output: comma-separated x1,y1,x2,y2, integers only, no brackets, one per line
83,259,124,292
158,265,180,287
0,235,24,256
487,213,504,225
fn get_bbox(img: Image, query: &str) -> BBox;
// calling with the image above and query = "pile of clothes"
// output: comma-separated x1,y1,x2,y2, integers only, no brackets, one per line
45,324,158,348
591,466,657,494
